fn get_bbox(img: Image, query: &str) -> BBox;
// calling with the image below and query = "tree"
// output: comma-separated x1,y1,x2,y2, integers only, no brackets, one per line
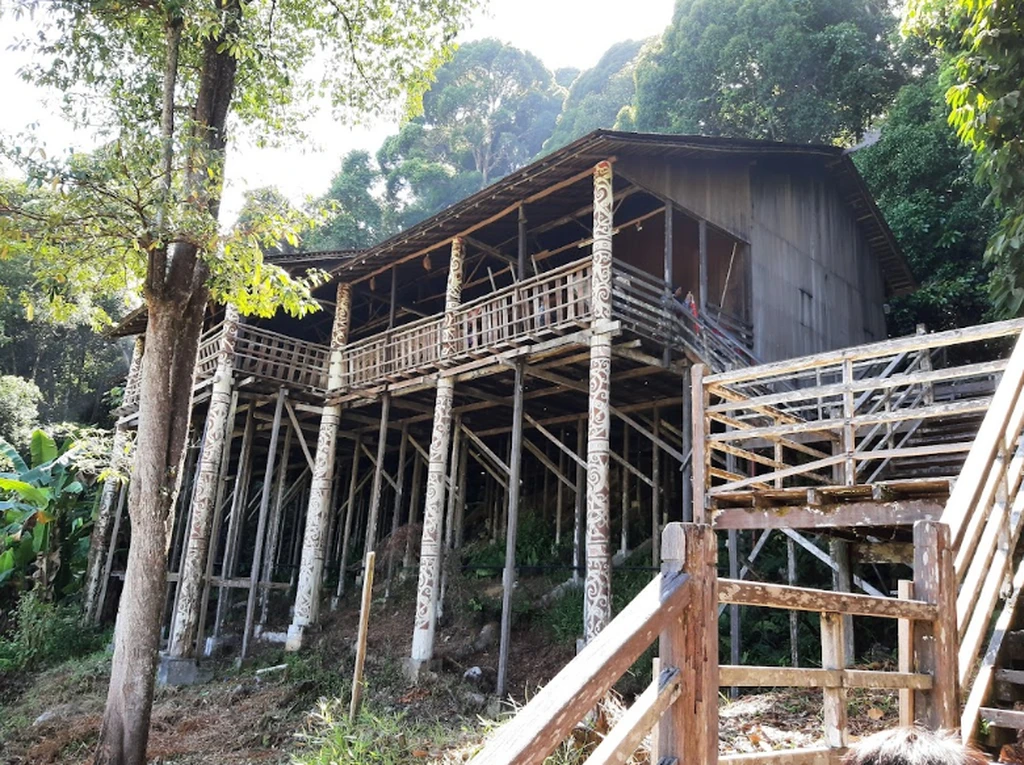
906,0,1024,316
303,150,393,251
632,0,905,143
0,0,474,762
854,75,996,334
0,375,41,448
545,39,646,151
379,39,564,225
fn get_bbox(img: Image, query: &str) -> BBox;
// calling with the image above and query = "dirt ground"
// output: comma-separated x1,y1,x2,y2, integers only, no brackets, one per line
0,575,900,764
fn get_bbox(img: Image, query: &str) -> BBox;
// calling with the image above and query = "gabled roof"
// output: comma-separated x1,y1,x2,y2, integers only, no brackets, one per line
327,129,915,296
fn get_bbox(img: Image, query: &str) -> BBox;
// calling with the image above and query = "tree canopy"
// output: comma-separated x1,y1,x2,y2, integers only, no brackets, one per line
632,0,906,143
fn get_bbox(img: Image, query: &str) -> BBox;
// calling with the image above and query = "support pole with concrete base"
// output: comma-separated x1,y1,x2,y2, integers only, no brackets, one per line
286,282,352,651
408,237,463,676
165,306,240,666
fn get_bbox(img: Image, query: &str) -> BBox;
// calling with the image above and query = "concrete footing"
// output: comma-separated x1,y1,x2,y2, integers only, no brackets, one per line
157,655,210,687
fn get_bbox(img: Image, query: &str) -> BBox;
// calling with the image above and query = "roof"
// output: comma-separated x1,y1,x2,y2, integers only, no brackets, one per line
326,129,915,296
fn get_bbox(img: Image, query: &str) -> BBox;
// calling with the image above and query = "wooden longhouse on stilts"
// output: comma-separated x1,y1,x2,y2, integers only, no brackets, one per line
91,129,922,693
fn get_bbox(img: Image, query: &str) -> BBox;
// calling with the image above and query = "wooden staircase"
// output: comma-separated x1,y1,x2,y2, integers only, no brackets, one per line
468,319,1024,764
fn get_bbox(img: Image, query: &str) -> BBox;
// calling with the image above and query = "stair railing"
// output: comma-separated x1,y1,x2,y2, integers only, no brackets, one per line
939,329,1024,739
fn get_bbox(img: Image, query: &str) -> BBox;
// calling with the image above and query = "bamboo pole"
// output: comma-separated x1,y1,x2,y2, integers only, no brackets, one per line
349,550,376,722
497,362,525,697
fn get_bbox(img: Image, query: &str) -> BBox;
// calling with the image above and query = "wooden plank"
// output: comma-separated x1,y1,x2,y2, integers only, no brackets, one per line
913,521,959,730
712,499,942,531
718,579,936,620
820,611,848,749
718,666,931,690
468,570,693,765
584,668,682,765
980,707,1024,729
720,748,842,765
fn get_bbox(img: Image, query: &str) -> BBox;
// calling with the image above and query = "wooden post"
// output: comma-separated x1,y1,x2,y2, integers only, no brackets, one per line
691,364,708,524
384,424,409,599
663,204,674,368
898,579,915,727
167,308,240,657
455,437,468,550
830,538,855,667
573,421,585,584
402,451,424,576
362,393,392,557
438,415,463,621
681,362,693,523
287,281,352,651
912,520,959,730
497,361,525,697
410,237,463,668
335,433,362,605
584,159,615,641
349,550,376,722
821,610,849,750
241,387,286,658
659,523,718,764
728,528,740,698
620,427,629,556
651,412,661,568
260,423,293,626
788,536,800,667
556,429,566,547
85,336,144,624
698,219,708,316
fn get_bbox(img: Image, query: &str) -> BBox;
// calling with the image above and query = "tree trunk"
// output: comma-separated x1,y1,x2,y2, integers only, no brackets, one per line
94,288,206,765
94,0,238,757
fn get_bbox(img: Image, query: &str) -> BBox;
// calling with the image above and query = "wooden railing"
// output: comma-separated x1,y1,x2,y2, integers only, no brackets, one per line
194,322,331,394
471,521,955,765
694,320,1024,504
943,329,1024,739
338,258,593,391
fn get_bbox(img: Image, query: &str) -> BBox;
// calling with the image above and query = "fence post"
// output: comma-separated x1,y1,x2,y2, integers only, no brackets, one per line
913,520,959,730
820,611,848,751
659,522,718,765
691,365,708,524
897,580,916,727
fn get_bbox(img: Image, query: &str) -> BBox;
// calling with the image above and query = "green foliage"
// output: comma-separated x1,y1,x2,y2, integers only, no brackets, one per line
906,0,1024,317
378,39,565,226
0,375,42,448
303,151,395,252
0,589,108,673
292,700,447,765
854,75,996,334
633,0,905,143
0,429,102,600
545,39,647,150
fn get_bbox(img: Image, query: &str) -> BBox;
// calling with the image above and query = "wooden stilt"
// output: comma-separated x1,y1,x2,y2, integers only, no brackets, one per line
260,424,293,626
336,434,363,603
556,429,565,547
402,451,424,576
384,424,410,599
788,536,799,667
830,538,855,666
681,362,693,522
349,550,376,722
455,437,468,550
242,388,286,658
652,413,661,567
497,362,525,697
620,427,629,556
362,394,392,558
438,414,463,621
573,421,585,584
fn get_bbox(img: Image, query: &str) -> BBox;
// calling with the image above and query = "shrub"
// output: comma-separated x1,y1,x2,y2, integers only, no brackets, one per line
0,376,41,450
0,589,108,673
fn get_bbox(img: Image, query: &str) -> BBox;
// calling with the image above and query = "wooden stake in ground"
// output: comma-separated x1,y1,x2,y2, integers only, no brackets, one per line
350,550,376,722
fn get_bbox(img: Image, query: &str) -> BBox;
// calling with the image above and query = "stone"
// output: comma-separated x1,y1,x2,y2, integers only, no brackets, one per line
156,655,206,687
463,666,483,683
472,621,499,653
33,704,81,727
461,691,486,711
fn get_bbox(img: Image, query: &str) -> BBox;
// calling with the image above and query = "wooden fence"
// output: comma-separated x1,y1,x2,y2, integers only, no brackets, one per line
469,521,955,765
693,320,1024,512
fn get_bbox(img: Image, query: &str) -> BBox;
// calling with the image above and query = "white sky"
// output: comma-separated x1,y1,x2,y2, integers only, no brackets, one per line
0,0,675,220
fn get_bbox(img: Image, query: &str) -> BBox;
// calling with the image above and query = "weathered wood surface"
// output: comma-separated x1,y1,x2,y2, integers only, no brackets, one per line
719,748,844,765
717,666,932,690
583,668,681,765
717,579,936,620
467,570,693,764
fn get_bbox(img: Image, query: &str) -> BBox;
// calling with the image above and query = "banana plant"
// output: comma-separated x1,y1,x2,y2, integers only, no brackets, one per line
0,430,92,598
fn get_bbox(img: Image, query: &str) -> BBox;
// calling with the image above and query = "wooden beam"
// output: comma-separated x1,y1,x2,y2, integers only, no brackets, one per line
718,579,936,620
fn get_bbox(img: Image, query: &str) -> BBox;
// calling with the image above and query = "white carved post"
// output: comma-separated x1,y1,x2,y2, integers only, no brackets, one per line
584,160,614,642
409,238,463,670
286,282,352,651
166,306,241,658
83,336,144,624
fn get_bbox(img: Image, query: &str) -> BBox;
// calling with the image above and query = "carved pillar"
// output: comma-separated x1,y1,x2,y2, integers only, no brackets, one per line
286,282,351,650
584,160,614,642
409,238,463,668
166,306,241,657
83,335,144,624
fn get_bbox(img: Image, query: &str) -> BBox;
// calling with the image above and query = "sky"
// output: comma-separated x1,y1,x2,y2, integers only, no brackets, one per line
0,0,676,220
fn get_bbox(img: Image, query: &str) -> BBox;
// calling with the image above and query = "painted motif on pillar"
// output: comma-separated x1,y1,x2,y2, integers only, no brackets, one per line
584,333,613,638
441,238,464,358
591,161,614,323
333,282,352,348
414,378,454,632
